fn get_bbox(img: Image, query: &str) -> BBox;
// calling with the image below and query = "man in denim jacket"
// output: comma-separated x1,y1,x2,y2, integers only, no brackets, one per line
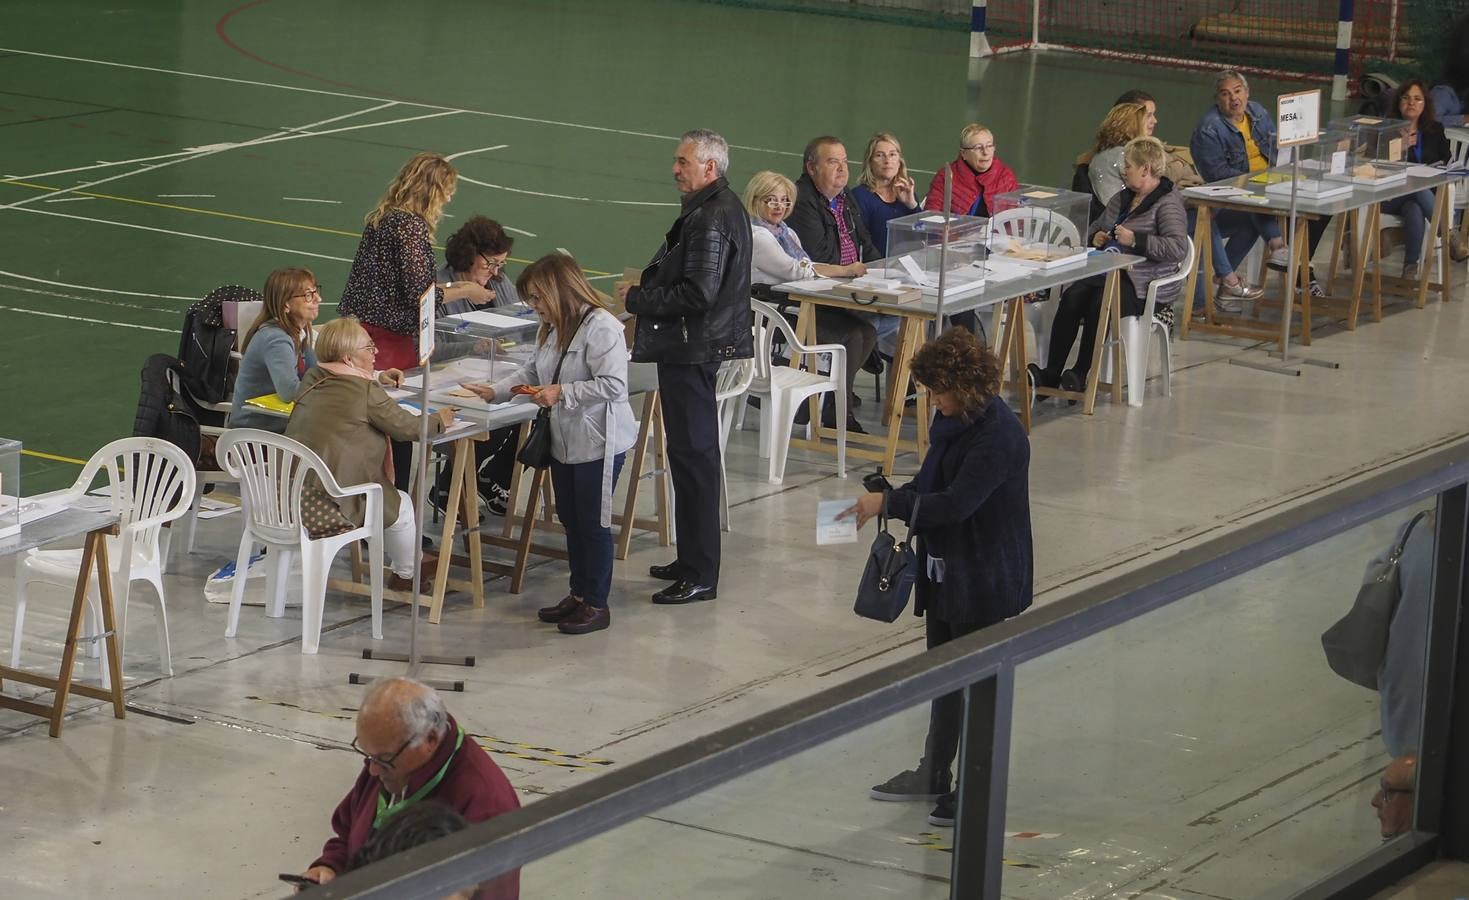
1190,70,1329,312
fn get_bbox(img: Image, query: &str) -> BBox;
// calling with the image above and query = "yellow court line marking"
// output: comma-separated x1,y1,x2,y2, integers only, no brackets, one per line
0,179,609,275
21,449,87,465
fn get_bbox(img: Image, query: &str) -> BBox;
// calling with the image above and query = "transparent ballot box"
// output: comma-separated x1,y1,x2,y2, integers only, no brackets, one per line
987,185,1091,269
1326,115,1411,184
0,438,20,539
1259,130,1356,199
870,211,991,301
415,308,542,429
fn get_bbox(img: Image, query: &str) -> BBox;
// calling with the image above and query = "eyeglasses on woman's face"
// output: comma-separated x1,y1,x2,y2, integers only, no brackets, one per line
291,285,323,302
763,195,792,208
478,253,507,273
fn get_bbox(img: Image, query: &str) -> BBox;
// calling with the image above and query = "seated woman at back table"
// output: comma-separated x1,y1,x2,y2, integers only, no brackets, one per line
431,215,523,517
1076,101,1153,214
285,317,452,592
1113,88,1259,311
749,168,872,433
924,123,1018,217
436,215,521,313
1030,137,1188,396
852,132,922,254
1383,79,1469,277
229,266,321,433
850,132,914,358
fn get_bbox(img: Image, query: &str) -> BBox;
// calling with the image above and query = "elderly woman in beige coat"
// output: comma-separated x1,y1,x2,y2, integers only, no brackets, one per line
286,317,452,591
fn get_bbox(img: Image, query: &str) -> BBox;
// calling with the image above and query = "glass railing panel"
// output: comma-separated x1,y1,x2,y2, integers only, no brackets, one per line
1003,498,1438,899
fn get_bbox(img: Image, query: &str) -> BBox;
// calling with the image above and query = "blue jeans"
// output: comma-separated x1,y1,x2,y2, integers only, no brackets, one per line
1382,189,1436,264
549,453,625,609
1214,209,1280,271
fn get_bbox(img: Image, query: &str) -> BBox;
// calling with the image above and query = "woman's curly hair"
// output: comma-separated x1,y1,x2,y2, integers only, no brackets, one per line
909,327,1001,420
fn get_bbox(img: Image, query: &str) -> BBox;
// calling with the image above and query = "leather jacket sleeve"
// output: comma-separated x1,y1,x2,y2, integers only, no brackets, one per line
626,213,727,318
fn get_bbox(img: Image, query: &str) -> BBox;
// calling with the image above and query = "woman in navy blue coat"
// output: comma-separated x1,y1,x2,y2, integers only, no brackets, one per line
844,327,1033,827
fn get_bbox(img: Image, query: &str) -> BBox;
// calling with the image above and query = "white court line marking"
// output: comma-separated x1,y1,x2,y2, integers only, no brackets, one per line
12,151,221,181
504,225,536,238
445,144,508,161
585,274,620,281
14,206,354,262
4,101,398,183
0,303,174,333
158,193,216,198
0,269,197,300
457,174,677,208
0,47,806,160
282,197,342,204
0,101,414,208
43,196,93,203
0,281,184,314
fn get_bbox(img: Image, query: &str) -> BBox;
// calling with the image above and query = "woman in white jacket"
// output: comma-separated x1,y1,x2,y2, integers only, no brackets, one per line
464,254,638,635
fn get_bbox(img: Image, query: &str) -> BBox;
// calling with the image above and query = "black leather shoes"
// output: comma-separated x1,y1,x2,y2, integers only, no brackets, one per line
649,562,684,581
652,580,717,605
558,604,610,635
538,595,582,623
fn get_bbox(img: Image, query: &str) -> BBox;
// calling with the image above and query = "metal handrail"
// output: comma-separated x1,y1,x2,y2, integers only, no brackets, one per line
317,439,1469,899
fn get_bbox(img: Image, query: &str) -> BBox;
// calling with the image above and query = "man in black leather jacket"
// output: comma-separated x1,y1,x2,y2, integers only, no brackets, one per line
619,128,752,605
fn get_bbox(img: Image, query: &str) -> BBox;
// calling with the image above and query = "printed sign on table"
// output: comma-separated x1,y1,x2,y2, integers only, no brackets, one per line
1278,89,1322,148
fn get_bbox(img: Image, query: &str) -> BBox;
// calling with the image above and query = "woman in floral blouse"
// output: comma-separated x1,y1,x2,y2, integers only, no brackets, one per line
339,152,490,370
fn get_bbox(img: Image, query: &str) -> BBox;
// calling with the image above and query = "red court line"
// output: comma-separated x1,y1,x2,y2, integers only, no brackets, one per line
216,0,415,98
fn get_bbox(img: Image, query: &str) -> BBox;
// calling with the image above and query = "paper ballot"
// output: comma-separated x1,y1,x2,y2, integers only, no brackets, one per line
816,500,859,545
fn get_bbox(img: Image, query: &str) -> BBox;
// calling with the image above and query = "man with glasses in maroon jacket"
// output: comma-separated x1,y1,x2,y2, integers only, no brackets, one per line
297,678,520,897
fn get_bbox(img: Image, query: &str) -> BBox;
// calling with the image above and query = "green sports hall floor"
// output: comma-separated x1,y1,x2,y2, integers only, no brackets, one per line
0,0,1304,491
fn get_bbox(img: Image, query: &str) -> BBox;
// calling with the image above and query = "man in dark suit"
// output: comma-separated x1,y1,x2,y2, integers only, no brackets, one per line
788,136,879,432
619,129,752,605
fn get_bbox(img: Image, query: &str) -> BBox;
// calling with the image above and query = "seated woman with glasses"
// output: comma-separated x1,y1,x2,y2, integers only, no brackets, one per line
1031,137,1188,396
229,266,322,434
285,317,454,592
431,216,523,517
436,215,521,313
923,123,1018,217
746,170,872,432
747,170,867,285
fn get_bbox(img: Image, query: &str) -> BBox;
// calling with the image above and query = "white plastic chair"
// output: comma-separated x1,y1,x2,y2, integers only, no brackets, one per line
714,357,755,531
1104,237,1194,408
988,207,1082,368
216,429,383,655
12,437,195,678
745,299,846,485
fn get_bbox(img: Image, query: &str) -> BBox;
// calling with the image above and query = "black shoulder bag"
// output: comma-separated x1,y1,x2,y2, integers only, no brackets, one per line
516,309,592,469
854,493,922,623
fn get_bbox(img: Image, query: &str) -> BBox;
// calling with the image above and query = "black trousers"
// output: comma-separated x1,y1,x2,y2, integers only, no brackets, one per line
923,612,1006,777
1042,272,1143,382
657,361,722,587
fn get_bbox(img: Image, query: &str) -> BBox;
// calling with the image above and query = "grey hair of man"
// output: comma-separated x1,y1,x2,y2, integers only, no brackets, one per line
680,128,729,176
361,676,449,742
1215,68,1248,93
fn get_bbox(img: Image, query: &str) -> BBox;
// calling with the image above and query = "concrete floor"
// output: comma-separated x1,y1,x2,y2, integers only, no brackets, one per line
3,245,1468,898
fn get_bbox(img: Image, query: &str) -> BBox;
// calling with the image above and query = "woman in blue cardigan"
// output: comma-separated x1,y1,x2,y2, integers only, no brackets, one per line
843,326,1033,828
229,266,321,433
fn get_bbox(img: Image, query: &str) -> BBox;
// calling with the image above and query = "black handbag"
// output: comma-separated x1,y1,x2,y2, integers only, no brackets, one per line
1321,511,1429,690
516,310,592,469
854,494,922,623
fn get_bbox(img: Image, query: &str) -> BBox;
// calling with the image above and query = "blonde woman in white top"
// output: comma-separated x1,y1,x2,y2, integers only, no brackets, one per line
745,171,874,432
746,171,866,284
